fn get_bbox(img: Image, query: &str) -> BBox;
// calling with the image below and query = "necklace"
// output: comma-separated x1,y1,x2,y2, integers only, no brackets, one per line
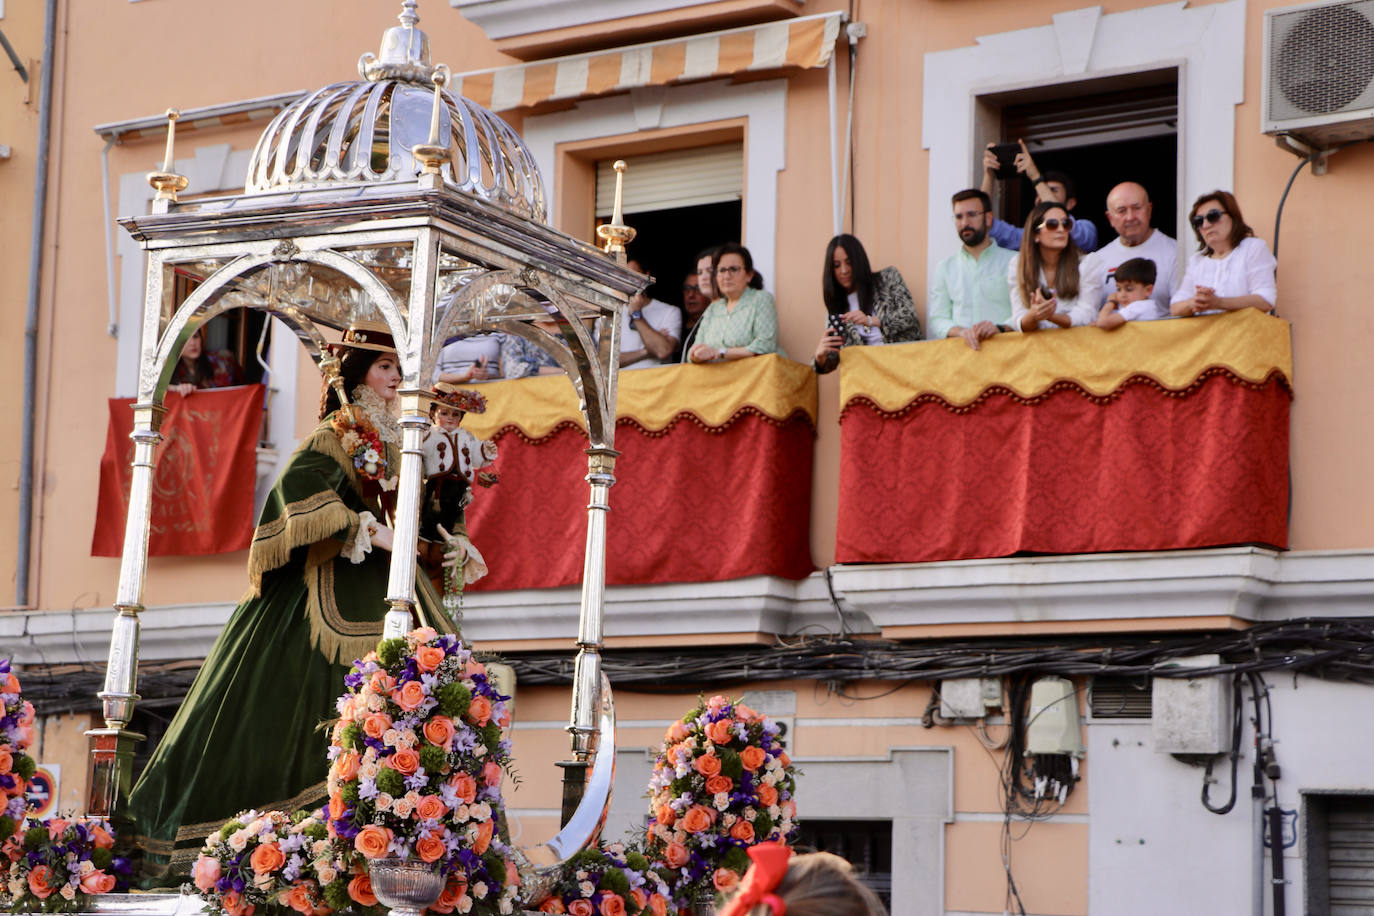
351,384,403,447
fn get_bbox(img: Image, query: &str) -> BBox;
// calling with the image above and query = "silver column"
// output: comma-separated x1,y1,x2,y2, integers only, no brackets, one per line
87,403,162,820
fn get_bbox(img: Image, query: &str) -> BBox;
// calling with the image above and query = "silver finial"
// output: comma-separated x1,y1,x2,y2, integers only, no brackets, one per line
359,0,433,83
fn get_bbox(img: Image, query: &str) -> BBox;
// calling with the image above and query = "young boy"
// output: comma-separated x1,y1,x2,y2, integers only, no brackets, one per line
1096,257,1160,330
419,384,498,591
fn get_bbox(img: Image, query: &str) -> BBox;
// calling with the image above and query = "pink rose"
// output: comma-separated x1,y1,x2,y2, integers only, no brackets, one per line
449,772,477,804
568,900,594,916
415,646,445,673
423,716,455,749
394,681,427,712
192,855,222,892
467,695,492,727
713,868,740,892
482,760,503,788
415,795,447,820
79,869,116,895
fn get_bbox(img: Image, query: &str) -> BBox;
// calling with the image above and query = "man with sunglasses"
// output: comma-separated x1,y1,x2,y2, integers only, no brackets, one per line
927,189,1017,351
980,140,1099,253
1079,181,1178,320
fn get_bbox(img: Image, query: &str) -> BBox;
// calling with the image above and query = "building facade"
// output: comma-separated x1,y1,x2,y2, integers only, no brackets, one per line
3,0,1374,914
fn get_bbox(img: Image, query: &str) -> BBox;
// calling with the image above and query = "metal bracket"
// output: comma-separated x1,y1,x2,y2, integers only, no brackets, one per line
1273,133,1329,176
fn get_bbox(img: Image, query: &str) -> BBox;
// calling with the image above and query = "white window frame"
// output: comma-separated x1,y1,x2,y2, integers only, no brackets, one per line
921,0,1246,280
521,78,787,290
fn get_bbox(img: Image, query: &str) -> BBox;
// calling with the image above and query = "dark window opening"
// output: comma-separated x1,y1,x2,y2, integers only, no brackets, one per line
597,199,743,309
793,819,892,909
984,71,1179,249
172,271,273,443
1305,792,1374,915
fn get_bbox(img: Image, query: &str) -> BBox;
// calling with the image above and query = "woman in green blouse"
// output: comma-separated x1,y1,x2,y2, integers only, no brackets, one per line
687,243,785,363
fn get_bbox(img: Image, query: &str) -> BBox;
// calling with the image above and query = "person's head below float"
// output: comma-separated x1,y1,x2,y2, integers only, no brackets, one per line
320,319,401,419
719,844,887,916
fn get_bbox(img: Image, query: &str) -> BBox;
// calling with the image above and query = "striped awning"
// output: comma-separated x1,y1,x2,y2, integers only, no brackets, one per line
452,11,844,113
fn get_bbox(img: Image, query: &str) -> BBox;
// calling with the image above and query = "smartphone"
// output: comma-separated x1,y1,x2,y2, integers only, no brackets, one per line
826,313,847,342
989,143,1020,180
1038,283,1055,300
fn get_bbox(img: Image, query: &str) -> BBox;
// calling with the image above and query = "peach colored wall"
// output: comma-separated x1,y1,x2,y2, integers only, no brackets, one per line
10,0,1372,616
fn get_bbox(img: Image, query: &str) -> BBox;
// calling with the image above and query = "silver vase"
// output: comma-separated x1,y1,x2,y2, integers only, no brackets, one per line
369,858,445,916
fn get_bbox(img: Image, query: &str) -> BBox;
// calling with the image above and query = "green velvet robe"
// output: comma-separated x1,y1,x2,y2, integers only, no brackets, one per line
128,417,454,881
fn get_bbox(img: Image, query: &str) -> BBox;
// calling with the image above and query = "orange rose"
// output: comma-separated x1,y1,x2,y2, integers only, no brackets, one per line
482,760,503,788
705,719,734,746
729,821,755,843
415,645,445,673
735,704,758,720
26,864,53,899
369,672,396,692
449,772,477,804
655,804,676,826
388,747,420,776
666,722,688,743
599,893,627,916
333,751,360,781
363,713,392,740
412,626,438,643
467,695,493,727
779,751,791,767
679,806,714,834
423,715,456,749
250,841,286,875
472,817,495,854
0,749,12,775
222,890,255,916
2,673,18,694
649,894,669,916
280,883,313,915
568,900,594,916
506,858,522,888
713,869,740,892
781,799,796,819
497,707,511,729
664,841,690,868
79,868,116,895
436,876,469,912
704,775,733,796
354,825,393,859
416,795,447,820
631,889,648,909
694,754,722,778
394,681,428,712
415,834,446,862
91,824,115,850
756,784,778,807
739,747,767,772
348,874,377,907
329,794,347,820
539,898,567,914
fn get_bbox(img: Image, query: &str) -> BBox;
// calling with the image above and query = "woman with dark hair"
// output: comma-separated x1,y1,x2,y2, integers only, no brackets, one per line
1171,190,1277,317
811,234,921,373
688,243,784,362
1009,200,1101,332
129,319,457,881
170,326,245,395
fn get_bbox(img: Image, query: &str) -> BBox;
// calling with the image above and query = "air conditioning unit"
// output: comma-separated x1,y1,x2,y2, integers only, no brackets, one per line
1262,0,1374,147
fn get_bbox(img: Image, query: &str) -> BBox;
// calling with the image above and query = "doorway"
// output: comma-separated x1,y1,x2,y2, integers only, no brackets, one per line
604,200,744,307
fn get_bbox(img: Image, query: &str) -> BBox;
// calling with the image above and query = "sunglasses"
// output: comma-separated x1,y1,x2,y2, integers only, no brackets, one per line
1036,216,1074,231
1190,207,1226,229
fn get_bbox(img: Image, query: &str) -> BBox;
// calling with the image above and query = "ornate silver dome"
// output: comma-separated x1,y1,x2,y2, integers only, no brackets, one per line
244,0,546,223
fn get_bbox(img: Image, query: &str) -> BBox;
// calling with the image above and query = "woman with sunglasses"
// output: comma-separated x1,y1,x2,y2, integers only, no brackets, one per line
1009,201,1101,332
688,242,784,362
1170,190,1277,317
811,234,922,374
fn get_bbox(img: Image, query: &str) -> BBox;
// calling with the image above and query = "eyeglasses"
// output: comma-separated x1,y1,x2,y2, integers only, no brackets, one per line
953,210,988,221
716,265,745,275
1190,208,1225,229
1037,217,1074,231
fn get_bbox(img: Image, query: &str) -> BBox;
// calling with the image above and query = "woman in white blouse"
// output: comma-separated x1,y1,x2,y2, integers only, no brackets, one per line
1009,201,1101,332
1171,190,1277,316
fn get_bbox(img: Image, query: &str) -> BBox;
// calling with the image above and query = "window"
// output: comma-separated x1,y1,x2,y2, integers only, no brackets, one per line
1305,792,1374,914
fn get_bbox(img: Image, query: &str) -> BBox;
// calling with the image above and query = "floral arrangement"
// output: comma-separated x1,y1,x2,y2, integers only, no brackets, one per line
190,809,333,916
332,411,389,482
324,627,518,916
538,844,672,916
0,659,37,836
643,696,798,902
2,817,130,910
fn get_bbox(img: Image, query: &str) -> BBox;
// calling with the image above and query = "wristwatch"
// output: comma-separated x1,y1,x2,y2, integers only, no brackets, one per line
631,310,644,322
718,349,727,360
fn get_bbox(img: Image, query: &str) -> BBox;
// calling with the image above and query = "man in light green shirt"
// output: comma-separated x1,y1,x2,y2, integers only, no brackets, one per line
927,189,1017,350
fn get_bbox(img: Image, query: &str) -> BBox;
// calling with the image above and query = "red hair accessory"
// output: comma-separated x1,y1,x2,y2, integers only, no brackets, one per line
719,843,791,916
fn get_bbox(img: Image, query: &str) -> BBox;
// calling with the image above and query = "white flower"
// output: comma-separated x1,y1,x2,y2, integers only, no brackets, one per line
713,795,729,811
499,898,513,914
744,807,757,821
457,894,473,914
393,797,414,818
471,802,492,821
768,805,781,819
575,870,589,882
318,865,338,884
472,882,488,900
579,881,595,897
367,693,386,712
359,761,380,781
60,884,76,901
228,831,249,852
376,792,394,812
721,814,737,828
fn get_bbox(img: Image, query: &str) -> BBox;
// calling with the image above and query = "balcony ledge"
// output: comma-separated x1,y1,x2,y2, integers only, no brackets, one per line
828,547,1374,637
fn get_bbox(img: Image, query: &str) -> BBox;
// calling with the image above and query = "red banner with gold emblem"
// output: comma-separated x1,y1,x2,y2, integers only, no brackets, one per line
91,385,265,557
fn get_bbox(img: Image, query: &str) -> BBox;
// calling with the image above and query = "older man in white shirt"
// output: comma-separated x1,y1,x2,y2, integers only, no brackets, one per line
1080,182,1178,321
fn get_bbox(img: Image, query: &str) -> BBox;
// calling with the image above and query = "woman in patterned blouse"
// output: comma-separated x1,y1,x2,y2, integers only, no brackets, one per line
812,234,922,374
687,243,784,363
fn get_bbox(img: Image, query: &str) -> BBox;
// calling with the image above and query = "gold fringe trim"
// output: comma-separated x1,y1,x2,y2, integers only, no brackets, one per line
246,491,357,597
306,563,384,666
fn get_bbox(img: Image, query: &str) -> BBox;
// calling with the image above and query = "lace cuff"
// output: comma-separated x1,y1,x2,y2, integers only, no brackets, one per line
342,511,378,564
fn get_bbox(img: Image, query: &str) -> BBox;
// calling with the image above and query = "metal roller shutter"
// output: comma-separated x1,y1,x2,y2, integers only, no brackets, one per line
595,142,744,217
1329,801,1374,913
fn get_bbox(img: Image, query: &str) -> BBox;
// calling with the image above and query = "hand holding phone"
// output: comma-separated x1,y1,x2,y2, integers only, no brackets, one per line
826,313,847,342
988,142,1021,180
